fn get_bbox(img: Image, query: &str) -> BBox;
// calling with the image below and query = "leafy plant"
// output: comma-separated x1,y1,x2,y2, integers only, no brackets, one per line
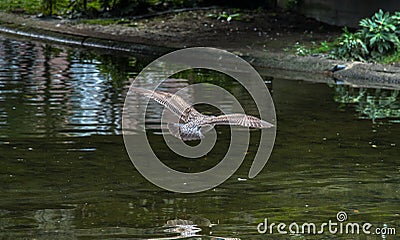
279,9,400,62
0,0,41,14
333,27,369,61
331,9,400,62
359,9,400,59
208,11,242,22
287,41,334,56
293,42,311,56
316,41,331,52
41,0,60,15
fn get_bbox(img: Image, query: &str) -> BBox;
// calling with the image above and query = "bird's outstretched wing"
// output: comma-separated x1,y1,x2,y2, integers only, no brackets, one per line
132,87,202,122
205,114,274,128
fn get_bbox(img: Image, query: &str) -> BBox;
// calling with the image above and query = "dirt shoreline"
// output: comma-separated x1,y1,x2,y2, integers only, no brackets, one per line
0,9,399,89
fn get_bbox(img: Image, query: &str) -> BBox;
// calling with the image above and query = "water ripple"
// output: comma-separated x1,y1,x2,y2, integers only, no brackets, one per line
0,36,133,138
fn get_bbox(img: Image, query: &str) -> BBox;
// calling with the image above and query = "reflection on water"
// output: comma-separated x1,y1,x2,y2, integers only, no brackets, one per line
0,38,143,138
332,85,400,122
0,35,399,239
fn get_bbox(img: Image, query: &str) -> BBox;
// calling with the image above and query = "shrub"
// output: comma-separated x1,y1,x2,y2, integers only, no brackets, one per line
333,9,400,62
359,9,400,59
333,27,368,61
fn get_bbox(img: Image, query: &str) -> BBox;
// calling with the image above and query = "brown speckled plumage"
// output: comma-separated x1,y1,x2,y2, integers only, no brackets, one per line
133,87,273,141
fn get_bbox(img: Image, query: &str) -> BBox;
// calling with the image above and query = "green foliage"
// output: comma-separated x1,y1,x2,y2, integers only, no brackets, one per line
381,50,400,64
286,41,334,56
333,85,400,122
316,41,332,52
359,9,400,58
293,42,311,56
332,9,400,62
332,27,369,61
289,9,400,63
41,0,53,15
208,11,242,22
0,0,41,14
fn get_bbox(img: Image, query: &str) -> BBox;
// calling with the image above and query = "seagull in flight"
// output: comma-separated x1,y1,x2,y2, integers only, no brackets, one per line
133,87,274,141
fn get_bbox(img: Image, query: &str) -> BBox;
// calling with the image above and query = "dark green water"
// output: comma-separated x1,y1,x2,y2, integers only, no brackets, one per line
0,36,399,239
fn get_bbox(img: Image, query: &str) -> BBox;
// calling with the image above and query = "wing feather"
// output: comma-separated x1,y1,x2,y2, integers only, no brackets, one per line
205,114,273,128
132,87,202,121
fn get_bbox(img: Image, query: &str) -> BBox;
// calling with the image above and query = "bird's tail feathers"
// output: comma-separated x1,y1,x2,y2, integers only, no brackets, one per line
167,123,182,140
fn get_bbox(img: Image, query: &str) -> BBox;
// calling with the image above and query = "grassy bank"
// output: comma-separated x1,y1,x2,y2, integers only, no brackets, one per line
0,0,41,14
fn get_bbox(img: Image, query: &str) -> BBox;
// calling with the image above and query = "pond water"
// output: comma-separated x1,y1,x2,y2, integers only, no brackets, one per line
0,35,399,239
